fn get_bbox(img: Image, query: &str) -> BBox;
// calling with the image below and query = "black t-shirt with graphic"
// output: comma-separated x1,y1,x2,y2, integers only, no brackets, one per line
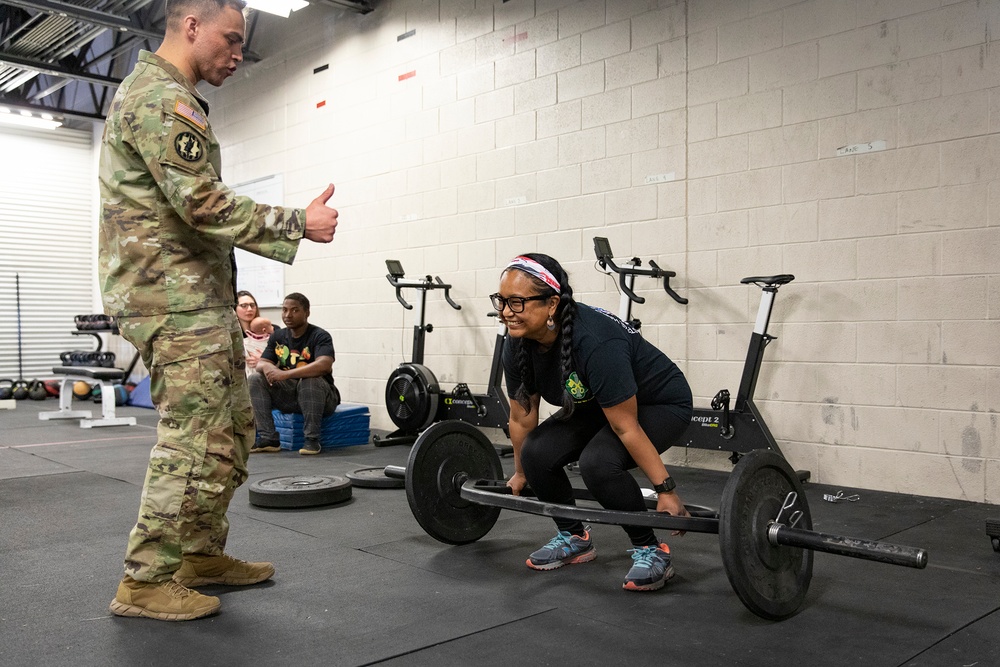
261,323,335,384
502,304,691,412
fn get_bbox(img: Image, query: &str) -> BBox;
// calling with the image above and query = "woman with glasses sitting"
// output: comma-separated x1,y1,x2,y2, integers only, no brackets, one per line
236,291,272,371
494,253,693,593
236,290,260,335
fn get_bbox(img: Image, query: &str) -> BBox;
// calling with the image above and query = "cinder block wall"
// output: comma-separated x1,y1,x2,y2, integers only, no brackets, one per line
205,0,1000,503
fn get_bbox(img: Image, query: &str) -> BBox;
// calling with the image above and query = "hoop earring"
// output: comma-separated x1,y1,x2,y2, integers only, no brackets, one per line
546,316,556,331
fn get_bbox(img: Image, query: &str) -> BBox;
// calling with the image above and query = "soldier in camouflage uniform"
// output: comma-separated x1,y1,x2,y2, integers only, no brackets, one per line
99,0,339,621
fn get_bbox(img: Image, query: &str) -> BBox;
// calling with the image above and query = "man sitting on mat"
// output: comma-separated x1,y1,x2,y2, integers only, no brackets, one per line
249,293,341,455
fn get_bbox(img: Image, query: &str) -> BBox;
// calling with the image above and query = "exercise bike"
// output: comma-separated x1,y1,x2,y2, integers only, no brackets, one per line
593,237,807,478
374,259,512,455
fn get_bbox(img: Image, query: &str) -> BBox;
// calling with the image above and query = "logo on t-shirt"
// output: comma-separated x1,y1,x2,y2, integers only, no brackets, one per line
565,372,588,400
274,343,312,369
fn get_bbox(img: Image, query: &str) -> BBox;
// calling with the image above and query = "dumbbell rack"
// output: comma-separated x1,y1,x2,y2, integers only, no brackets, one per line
62,315,141,379
37,315,139,428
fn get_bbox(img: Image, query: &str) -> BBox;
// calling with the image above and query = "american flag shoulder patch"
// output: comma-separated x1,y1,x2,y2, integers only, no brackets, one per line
173,99,207,131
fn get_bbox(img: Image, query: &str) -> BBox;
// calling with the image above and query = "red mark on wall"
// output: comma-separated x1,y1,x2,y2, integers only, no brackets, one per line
505,31,527,43
316,100,326,108
398,70,416,81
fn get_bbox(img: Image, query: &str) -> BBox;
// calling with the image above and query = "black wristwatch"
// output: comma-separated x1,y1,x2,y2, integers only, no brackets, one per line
652,477,676,494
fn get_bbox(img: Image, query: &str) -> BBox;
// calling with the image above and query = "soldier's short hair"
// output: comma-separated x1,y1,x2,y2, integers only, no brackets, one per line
284,293,310,312
165,0,248,31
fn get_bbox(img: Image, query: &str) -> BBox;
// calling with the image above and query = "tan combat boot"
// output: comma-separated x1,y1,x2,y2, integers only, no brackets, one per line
109,576,220,621
173,553,275,587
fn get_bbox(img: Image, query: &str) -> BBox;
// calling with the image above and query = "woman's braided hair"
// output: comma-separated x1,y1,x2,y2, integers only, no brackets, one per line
507,253,578,420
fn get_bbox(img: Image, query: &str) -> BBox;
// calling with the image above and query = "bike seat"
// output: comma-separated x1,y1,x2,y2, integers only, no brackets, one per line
740,274,795,287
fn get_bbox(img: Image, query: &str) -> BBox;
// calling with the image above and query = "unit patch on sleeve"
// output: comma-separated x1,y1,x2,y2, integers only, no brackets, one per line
163,106,209,172
173,131,203,162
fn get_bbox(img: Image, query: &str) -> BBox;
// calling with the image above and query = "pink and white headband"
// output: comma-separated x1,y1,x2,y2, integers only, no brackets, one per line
506,256,561,292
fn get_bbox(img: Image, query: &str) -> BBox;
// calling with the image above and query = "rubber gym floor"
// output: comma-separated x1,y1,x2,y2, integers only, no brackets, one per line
2,400,999,667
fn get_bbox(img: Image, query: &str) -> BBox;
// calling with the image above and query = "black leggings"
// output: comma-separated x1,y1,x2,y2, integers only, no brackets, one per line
519,403,691,547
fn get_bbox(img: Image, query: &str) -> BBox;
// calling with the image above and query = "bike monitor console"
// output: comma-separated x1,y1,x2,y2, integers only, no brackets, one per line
593,236,613,262
386,259,405,279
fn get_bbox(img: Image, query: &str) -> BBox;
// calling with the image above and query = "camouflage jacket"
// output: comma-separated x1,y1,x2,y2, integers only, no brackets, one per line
99,50,305,317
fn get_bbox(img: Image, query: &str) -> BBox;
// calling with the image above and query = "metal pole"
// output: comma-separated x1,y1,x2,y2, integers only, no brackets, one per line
15,273,23,380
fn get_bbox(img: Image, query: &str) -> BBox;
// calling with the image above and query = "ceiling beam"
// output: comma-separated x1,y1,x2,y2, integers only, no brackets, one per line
312,0,374,14
0,0,163,41
0,50,122,87
0,95,105,122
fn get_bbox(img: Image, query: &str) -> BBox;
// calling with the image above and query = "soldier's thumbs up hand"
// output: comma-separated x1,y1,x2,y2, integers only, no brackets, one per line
304,183,338,243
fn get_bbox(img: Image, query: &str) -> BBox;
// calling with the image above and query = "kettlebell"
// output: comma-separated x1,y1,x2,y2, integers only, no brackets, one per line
11,380,30,400
113,384,129,406
0,378,13,400
27,380,48,400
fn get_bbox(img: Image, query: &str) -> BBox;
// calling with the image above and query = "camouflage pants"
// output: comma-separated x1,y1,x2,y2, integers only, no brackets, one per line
117,308,253,582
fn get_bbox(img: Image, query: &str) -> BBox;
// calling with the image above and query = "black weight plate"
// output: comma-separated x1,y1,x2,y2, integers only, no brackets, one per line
249,475,352,509
719,450,813,621
385,363,439,432
347,466,405,489
405,420,503,545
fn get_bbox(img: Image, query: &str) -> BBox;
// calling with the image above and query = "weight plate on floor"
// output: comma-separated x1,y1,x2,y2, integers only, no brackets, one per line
248,475,352,509
347,466,405,489
719,450,813,621
405,420,503,545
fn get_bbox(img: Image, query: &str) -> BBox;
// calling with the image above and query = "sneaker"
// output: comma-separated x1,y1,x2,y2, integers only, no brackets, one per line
173,553,275,587
526,528,596,571
299,438,322,455
623,543,674,592
250,434,281,453
109,576,220,621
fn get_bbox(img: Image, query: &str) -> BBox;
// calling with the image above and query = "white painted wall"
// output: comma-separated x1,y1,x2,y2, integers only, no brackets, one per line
200,0,1000,503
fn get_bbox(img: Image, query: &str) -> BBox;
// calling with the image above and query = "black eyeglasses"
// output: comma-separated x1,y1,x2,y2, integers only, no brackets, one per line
490,293,549,313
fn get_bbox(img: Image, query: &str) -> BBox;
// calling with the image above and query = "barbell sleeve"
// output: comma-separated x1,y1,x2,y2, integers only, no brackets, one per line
769,524,928,569
384,465,407,480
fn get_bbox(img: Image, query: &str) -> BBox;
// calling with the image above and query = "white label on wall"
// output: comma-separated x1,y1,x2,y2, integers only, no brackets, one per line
503,196,527,206
644,172,676,184
400,213,419,222
836,140,887,157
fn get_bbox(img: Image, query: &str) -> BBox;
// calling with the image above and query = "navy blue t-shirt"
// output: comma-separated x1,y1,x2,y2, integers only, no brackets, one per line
262,323,335,384
502,304,691,412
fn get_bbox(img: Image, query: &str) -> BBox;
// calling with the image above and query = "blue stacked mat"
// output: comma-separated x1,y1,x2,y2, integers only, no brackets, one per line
273,403,371,451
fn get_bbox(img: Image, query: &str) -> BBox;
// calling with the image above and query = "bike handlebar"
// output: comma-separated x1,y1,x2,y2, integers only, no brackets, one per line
385,271,462,312
593,238,689,305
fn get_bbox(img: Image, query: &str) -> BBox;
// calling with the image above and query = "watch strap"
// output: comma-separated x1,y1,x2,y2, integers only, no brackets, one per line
653,477,676,494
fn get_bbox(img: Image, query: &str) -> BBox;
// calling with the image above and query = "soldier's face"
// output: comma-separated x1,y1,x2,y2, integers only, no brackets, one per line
193,6,245,87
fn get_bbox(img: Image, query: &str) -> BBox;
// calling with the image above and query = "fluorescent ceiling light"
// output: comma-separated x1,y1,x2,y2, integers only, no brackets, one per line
0,107,62,130
245,0,309,17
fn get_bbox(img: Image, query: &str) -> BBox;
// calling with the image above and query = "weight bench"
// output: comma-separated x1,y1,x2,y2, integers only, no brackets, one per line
39,366,136,428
